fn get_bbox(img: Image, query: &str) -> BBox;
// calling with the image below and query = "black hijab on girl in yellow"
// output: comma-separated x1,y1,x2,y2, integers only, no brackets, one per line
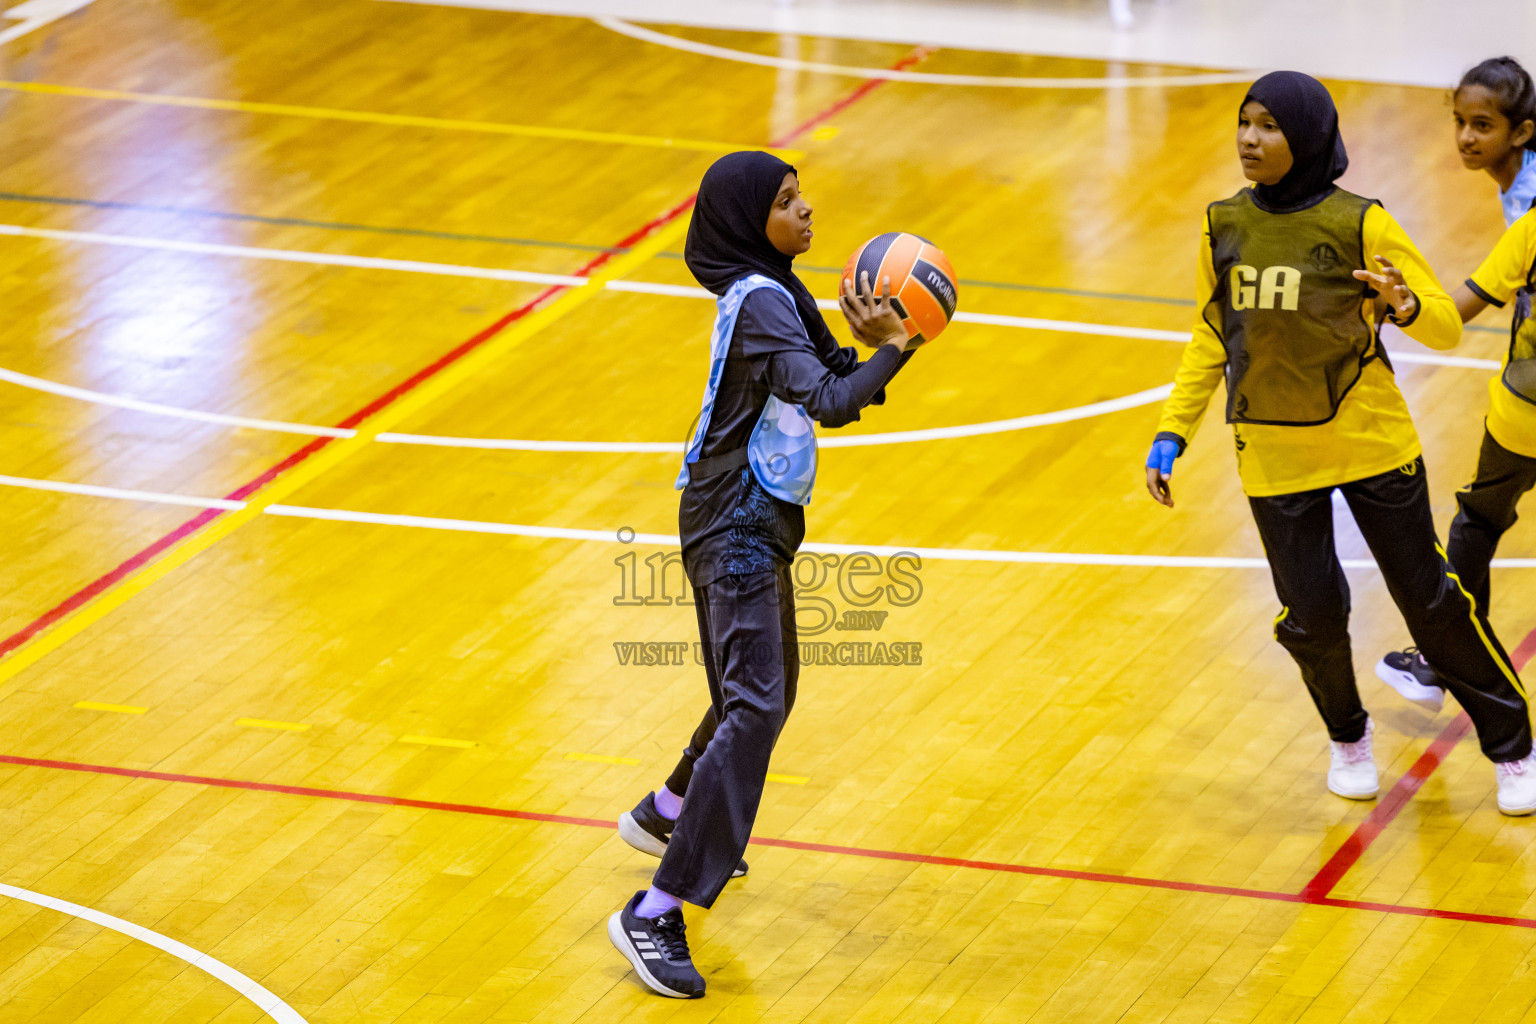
1244,71,1350,212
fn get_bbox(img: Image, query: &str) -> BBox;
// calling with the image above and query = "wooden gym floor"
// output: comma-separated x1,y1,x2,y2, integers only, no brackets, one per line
0,1,1533,1021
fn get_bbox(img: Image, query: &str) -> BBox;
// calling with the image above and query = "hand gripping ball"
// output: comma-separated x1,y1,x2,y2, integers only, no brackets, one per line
841,232,958,347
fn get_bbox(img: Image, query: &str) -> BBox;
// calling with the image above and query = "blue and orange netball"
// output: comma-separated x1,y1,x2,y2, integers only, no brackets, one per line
842,233,958,346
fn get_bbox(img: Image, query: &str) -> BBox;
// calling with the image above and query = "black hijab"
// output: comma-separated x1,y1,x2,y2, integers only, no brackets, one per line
1244,71,1349,211
684,151,831,343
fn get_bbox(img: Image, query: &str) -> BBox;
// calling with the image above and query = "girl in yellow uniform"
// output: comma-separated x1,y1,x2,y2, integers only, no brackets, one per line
1144,71,1536,814
1378,58,1536,713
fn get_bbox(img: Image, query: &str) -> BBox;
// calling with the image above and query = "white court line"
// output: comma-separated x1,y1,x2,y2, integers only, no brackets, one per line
594,17,1262,89
264,503,685,545
0,361,1173,449
605,279,710,299
950,309,1184,341
819,384,1174,445
245,504,1535,569
0,881,308,1024
0,224,589,287
0,0,97,46
0,227,1499,446
376,385,1176,450
267,503,1284,565
0,222,1497,364
0,368,356,438
0,221,1495,362
373,0,1508,90
7,472,1536,569
375,433,684,452
1390,351,1500,370
0,474,244,509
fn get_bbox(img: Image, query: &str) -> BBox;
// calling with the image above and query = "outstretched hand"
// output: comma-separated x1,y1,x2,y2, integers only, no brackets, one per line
1353,255,1418,324
1144,439,1180,508
839,271,909,351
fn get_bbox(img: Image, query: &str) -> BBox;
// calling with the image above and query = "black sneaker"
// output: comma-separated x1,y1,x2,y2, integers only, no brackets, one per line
607,891,705,998
1375,647,1446,712
619,792,748,878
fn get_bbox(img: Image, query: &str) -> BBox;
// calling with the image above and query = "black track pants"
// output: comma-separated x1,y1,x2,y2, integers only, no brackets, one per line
653,565,798,907
1248,457,1530,762
1446,427,1536,611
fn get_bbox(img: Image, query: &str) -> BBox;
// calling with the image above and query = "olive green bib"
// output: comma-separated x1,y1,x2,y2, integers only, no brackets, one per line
1204,187,1380,426
1503,255,1536,405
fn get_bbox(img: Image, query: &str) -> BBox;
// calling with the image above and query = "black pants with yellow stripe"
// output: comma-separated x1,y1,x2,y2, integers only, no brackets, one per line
1249,457,1531,762
1447,427,1536,611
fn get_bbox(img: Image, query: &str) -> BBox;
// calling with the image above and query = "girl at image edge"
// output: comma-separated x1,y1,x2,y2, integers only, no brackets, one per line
1144,71,1536,815
1377,58,1536,714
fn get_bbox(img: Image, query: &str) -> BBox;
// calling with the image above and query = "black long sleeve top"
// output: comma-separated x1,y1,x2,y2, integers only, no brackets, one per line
679,287,910,589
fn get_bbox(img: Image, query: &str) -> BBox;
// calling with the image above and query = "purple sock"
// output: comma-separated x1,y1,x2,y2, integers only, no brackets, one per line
654,785,683,820
636,886,683,919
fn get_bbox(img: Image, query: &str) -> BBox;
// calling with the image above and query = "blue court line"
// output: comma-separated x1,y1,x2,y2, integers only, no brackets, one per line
0,188,1505,331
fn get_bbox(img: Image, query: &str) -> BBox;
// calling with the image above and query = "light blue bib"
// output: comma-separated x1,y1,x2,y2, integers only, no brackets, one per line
1503,150,1536,228
675,275,818,505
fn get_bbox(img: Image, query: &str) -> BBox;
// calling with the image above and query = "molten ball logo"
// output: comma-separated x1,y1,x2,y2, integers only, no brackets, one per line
925,268,956,306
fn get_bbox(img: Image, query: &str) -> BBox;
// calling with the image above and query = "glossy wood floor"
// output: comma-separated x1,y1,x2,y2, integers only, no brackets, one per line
0,2,1533,1021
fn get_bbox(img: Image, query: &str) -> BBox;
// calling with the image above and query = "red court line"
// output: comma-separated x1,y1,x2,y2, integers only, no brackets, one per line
0,47,929,665
31,37,1524,928
767,46,935,147
1300,712,1472,900
1300,629,1536,899
1512,626,1536,671
4,752,1533,931
0,754,614,829
0,280,561,661
0,201,691,661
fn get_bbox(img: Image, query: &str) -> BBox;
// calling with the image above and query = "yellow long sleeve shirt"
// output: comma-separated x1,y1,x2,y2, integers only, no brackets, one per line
1156,201,1461,497
1466,210,1536,459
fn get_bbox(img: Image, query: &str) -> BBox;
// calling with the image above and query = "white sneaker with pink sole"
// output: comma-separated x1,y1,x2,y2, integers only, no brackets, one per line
1328,719,1379,800
1496,752,1536,816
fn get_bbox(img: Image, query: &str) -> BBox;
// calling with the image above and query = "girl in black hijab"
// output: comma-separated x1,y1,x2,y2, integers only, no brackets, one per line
607,151,916,999
1243,70,1350,212
1142,73,1536,814
683,150,839,345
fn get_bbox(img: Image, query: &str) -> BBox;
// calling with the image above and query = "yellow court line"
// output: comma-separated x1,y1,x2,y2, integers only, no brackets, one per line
73,701,146,715
564,752,641,766
766,772,809,785
402,735,477,749
0,216,690,695
0,80,803,159
238,718,311,732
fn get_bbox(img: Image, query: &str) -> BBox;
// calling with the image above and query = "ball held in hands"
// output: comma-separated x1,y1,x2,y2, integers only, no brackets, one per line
840,232,958,348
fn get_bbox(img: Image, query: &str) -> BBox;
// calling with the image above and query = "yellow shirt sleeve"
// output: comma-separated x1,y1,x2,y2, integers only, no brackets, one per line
1155,220,1225,445
1361,204,1460,351
1468,211,1536,307
1473,211,1536,459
